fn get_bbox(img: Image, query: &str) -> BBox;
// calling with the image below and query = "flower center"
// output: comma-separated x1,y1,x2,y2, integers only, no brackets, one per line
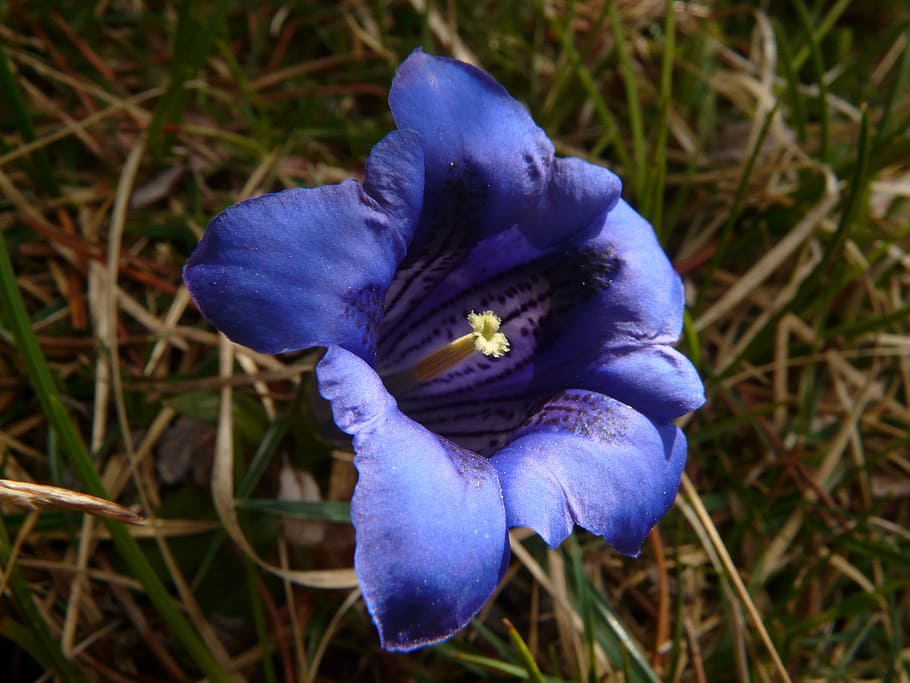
382,310,510,395
414,310,510,381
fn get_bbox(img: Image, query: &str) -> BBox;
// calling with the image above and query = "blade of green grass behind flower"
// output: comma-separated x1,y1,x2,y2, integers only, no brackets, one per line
541,0,632,175
147,0,231,157
0,46,59,195
875,29,910,146
639,0,676,236
235,499,352,522
774,21,809,144
794,106,871,322
562,543,662,683
792,0,831,162
537,2,609,137
504,619,547,683
695,103,778,313
789,0,854,72
0,232,230,683
244,556,278,683
0,516,88,681
441,625,566,682
191,411,288,589
607,0,646,199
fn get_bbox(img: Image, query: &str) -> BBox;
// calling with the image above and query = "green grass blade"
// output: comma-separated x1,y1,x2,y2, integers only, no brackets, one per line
773,19,808,144
607,0,646,197
0,46,59,195
147,0,231,155
874,29,910,147
641,0,676,234
504,619,547,683
542,0,632,173
792,0,830,162
566,540,597,683
0,516,89,682
0,232,231,682
235,499,352,523
245,557,278,683
790,0,854,72
696,103,778,311
447,650,530,678
191,413,288,589
591,597,662,683
801,105,872,318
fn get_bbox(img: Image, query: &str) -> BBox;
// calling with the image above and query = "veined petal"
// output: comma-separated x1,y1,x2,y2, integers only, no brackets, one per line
380,51,621,331
491,391,687,555
390,49,554,239
380,201,703,422
400,392,546,456
184,130,424,359
316,346,509,651
377,158,621,367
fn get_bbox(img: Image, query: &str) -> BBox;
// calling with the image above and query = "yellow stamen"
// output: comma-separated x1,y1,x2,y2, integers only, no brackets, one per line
413,310,510,383
382,310,511,395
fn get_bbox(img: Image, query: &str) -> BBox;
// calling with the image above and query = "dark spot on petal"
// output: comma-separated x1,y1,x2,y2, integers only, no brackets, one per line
513,391,627,444
342,283,384,358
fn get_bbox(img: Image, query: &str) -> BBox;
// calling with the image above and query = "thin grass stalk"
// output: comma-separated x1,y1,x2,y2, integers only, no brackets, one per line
607,0,646,198
0,45,59,195
0,515,90,682
641,0,676,235
792,0,830,162
0,227,232,683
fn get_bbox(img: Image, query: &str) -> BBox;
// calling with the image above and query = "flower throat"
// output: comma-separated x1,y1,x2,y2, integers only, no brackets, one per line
382,310,510,395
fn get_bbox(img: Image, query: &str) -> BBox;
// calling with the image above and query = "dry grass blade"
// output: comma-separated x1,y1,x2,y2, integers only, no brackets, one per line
679,475,792,683
0,479,144,524
509,532,611,674
213,337,358,590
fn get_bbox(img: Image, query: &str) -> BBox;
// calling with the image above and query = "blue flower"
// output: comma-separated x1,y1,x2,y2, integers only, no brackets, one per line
184,49,704,651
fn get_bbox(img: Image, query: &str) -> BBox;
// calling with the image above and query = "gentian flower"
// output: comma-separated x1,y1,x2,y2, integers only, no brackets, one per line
184,49,704,651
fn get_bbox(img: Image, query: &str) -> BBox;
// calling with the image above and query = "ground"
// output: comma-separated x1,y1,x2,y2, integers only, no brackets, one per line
1,1,909,681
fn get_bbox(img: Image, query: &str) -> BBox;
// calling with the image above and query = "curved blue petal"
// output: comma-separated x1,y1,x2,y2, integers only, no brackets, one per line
183,130,424,359
379,51,622,333
390,49,554,240
377,159,621,371
379,200,698,413
573,198,686,344
572,345,705,423
490,391,687,555
390,51,622,247
316,346,509,651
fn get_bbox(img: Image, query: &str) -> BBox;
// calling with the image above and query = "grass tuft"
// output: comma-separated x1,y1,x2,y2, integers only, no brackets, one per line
1,1,909,680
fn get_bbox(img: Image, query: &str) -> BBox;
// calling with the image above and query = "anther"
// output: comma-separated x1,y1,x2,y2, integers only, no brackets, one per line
382,310,511,394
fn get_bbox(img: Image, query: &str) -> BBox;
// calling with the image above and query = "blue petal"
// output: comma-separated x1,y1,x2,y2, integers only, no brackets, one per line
377,159,621,370
400,392,545,456
490,391,687,555
573,345,705,423
183,130,424,359
580,198,686,343
379,200,700,415
379,52,621,331
316,346,509,651
390,49,555,240
392,50,624,247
